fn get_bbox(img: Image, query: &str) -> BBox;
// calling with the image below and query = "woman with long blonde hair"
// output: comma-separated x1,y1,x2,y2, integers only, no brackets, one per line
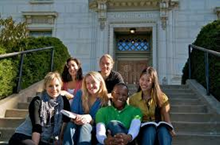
63,71,109,145
128,67,175,145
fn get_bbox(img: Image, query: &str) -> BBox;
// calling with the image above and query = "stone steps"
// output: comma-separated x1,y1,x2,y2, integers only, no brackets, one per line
0,117,25,128
170,113,220,122
17,102,29,109
162,85,220,145
173,121,220,133
171,105,208,113
161,85,189,90
5,109,28,118
169,98,202,105
166,92,196,96
173,133,220,145
0,127,15,142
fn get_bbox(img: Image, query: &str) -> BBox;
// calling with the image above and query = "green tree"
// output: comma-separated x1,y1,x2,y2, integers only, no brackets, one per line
0,16,28,52
0,46,17,99
182,20,220,101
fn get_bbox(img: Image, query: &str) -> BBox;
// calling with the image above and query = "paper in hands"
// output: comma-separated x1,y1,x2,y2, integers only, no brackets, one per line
60,109,77,119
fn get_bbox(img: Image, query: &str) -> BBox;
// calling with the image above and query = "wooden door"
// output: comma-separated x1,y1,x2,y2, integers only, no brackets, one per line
117,60,148,84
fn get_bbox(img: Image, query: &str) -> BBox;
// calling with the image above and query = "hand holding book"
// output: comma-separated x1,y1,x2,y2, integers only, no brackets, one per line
60,109,77,119
141,121,174,131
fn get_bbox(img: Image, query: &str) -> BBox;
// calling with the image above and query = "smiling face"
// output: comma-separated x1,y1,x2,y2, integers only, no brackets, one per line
112,84,128,110
99,56,113,76
46,78,62,98
67,60,79,77
85,75,101,95
139,74,153,92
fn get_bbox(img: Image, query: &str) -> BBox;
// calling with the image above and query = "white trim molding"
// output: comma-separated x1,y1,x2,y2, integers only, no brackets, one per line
29,0,54,4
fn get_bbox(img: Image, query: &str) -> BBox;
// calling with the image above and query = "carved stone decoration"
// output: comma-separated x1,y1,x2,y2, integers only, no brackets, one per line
98,0,107,30
214,7,220,19
89,0,179,30
22,11,58,25
26,15,32,24
160,0,169,30
159,0,179,30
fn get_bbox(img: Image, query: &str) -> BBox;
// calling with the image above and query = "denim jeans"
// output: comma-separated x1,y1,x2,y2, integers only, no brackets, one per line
138,125,172,145
104,120,136,145
107,120,128,136
63,122,93,145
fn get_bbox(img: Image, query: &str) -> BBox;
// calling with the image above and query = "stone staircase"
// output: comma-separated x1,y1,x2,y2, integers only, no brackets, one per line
161,85,220,145
0,104,29,144
1,83,220,144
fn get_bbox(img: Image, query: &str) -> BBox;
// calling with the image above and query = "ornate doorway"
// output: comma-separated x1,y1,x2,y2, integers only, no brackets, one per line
115,32,152,86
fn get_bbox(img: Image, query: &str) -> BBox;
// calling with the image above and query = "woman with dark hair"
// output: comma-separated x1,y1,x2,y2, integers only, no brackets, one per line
128,67,175,145
61,57,83,102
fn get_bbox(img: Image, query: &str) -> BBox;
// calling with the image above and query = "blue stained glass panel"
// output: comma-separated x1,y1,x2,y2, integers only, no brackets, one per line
117,37,150,51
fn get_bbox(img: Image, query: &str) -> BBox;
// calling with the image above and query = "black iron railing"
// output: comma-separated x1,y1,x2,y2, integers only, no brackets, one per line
188,44,220,95
0,46,54,93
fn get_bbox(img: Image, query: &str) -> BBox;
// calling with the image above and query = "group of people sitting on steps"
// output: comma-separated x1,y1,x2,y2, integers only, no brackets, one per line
8,54,175,145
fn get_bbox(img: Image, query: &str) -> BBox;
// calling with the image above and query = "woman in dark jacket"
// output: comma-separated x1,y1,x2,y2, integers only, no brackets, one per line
8,72,70,145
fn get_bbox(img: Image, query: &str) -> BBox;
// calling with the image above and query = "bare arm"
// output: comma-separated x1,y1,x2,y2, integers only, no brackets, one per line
60,90,74,100
32,132,41,144
161,104,176,136
161,103,171,124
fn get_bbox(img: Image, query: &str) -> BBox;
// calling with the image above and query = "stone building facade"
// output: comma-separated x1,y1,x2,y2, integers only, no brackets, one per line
0,0,219,85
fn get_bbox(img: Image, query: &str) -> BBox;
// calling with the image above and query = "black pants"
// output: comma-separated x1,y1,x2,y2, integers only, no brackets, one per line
8,133,49,145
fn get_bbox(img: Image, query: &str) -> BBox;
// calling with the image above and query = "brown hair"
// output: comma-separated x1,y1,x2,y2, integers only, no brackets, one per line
61,57,83,82
137,67,164,107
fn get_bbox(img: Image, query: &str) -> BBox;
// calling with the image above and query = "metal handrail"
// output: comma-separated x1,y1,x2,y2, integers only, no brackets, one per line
188,44,220,95
0,46,54,93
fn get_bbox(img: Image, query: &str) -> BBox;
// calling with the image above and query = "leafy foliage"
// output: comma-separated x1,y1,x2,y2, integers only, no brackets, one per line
19,37,70,89
182,20,220,101
0,46,17,99
0,16,28,52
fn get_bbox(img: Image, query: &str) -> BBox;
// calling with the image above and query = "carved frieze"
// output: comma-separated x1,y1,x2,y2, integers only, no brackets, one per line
89,0,179,30
22,11,58,25
108,12,159,20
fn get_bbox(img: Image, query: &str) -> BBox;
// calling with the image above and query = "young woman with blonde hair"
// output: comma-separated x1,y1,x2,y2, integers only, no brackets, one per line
63,71,109,145
128,67,175,145
9,72,70,145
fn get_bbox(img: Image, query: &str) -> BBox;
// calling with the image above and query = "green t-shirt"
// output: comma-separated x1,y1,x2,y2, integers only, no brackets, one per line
96,104,142,129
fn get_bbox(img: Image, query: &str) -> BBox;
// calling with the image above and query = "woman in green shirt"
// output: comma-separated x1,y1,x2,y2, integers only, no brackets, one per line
128,67,175,145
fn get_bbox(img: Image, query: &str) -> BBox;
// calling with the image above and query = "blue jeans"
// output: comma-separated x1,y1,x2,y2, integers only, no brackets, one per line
97,120,127,145
107,120,128,136
139,125,172,145
63,122,93,145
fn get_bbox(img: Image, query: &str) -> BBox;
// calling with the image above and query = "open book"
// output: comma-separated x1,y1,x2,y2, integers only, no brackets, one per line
141,121,174,130
60,109,77,119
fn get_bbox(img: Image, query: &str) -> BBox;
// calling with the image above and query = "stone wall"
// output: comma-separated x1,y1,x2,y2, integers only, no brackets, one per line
0,0,219,84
